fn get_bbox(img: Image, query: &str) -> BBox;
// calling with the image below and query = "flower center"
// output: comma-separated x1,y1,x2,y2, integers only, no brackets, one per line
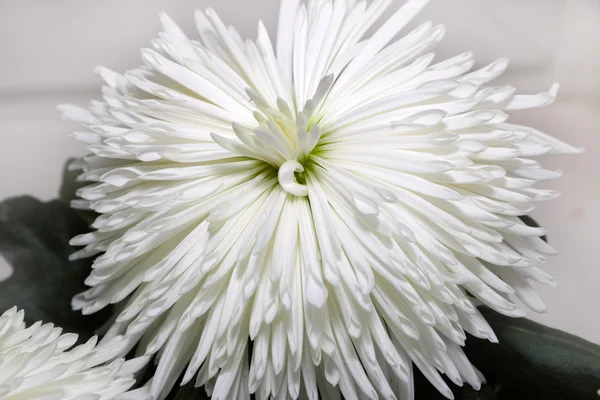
213,77,335,198
278,160,308,197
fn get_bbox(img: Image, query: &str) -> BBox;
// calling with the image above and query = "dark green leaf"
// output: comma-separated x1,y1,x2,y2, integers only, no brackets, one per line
466,308,600,399
59,158,97,225
58,159,82,204
415,307,600,400
0,196,110,340
166,382,210,400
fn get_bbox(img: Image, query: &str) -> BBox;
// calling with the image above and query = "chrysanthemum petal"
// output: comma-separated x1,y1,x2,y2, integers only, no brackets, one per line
62,1,579,399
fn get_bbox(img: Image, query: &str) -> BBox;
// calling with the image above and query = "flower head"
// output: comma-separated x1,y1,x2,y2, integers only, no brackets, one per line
0,307,144,400
60,0,581,398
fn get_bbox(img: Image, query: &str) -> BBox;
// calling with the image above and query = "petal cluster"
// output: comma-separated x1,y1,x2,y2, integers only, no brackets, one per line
60,0,581,399
0,308,145,400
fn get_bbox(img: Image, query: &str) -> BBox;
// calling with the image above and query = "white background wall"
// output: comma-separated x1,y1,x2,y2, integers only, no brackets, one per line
0,0,598,343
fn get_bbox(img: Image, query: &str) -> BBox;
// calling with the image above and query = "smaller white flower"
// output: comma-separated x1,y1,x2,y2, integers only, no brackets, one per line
0,307,146,400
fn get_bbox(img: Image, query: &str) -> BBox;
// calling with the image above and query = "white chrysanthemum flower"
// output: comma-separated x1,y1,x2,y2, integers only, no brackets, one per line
60,0,581,398
0,307,146,400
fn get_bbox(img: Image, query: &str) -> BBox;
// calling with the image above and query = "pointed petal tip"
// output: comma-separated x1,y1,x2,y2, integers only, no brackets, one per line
549,82,560,97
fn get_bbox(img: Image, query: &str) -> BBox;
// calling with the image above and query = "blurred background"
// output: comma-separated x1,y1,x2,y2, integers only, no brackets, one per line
0,0,598,343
